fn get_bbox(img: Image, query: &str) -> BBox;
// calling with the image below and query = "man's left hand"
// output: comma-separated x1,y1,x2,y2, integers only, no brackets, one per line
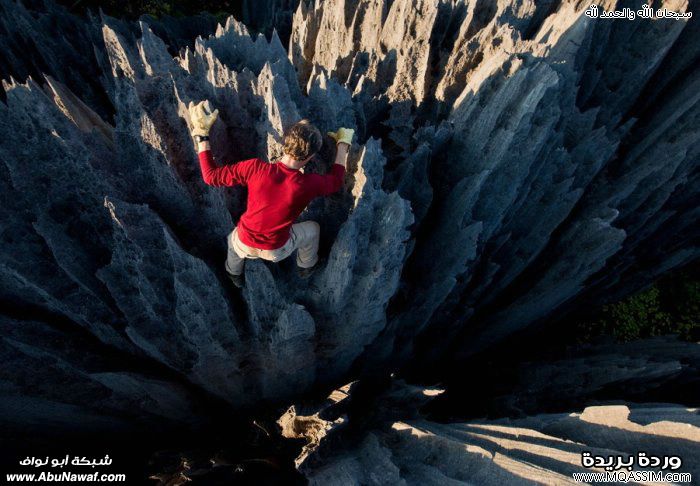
328,127,354,146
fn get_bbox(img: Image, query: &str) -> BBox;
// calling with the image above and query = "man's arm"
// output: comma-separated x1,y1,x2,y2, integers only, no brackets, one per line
320,142,349,194
333,142,349,170
308,130,354,196
189,101,256,187
197,141,257,187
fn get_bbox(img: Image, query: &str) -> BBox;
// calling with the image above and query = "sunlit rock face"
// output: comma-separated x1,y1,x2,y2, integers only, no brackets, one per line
290,0,699,366
290,340,700,484
0,0,698,429
302,402,700,485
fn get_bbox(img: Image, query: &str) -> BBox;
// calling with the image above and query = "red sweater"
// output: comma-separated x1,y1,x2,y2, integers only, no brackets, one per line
198,150,345,249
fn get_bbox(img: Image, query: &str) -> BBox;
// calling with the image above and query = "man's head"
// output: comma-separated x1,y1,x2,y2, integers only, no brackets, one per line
282,120,322,168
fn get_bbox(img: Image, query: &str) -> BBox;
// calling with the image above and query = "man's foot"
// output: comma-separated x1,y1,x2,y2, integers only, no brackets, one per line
227,272,244,288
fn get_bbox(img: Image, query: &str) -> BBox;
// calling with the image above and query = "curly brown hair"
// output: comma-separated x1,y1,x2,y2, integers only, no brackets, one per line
283,120,322,161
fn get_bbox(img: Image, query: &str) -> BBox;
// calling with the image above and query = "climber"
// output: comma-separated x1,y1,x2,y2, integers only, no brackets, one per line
188,100,354,288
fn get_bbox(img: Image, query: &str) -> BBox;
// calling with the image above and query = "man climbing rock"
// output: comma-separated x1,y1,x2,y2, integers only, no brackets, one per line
188,100,354,288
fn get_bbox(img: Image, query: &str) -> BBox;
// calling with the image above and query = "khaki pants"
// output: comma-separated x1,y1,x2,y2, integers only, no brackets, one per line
225,221,320,276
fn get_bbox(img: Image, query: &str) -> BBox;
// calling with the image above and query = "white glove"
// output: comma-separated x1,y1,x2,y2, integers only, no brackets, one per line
328,127,354,146
188,100,219,137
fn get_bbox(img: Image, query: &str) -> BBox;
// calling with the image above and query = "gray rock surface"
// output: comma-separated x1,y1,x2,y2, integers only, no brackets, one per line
0,315,202,433
302,403,700,485
432,335,700,419
288,375,699,485
290,0,699,367
0,0,697,430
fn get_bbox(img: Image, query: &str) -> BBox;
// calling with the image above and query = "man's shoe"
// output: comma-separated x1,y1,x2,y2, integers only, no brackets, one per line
297,265,317,279
227,272,244,288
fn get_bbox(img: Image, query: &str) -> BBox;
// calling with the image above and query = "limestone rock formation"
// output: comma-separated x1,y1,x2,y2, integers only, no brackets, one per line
143,337,700,483
289,0,700,367
302,401,700,485
430,335,700,419
0,0,698,437
283,336,700,483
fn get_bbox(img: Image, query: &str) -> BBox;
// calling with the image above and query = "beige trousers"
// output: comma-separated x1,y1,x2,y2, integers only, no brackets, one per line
225,221,320,276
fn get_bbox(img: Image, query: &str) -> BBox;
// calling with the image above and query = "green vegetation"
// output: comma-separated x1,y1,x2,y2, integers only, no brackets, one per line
576,263,699,342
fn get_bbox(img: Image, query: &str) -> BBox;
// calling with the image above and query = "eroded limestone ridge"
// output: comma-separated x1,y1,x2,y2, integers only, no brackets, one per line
0,0,697,430
301,397,700,485
285,337,700,484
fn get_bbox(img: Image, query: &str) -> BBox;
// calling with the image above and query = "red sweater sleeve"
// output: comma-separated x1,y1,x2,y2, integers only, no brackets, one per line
198,150,259,187
306,164,346,196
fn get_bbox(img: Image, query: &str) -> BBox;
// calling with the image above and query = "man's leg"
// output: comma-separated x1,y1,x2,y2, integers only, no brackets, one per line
291,221,320,268
225,229,246,276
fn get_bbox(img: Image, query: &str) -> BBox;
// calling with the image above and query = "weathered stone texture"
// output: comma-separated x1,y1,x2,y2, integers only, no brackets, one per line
0,0,697,431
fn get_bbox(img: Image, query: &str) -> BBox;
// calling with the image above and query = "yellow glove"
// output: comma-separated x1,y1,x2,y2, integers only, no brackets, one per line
328,127,354,146
188,100,219,137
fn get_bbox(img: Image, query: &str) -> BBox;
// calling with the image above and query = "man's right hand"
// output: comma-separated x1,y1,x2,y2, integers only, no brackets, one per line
328,127,355,146
188,100,219,138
